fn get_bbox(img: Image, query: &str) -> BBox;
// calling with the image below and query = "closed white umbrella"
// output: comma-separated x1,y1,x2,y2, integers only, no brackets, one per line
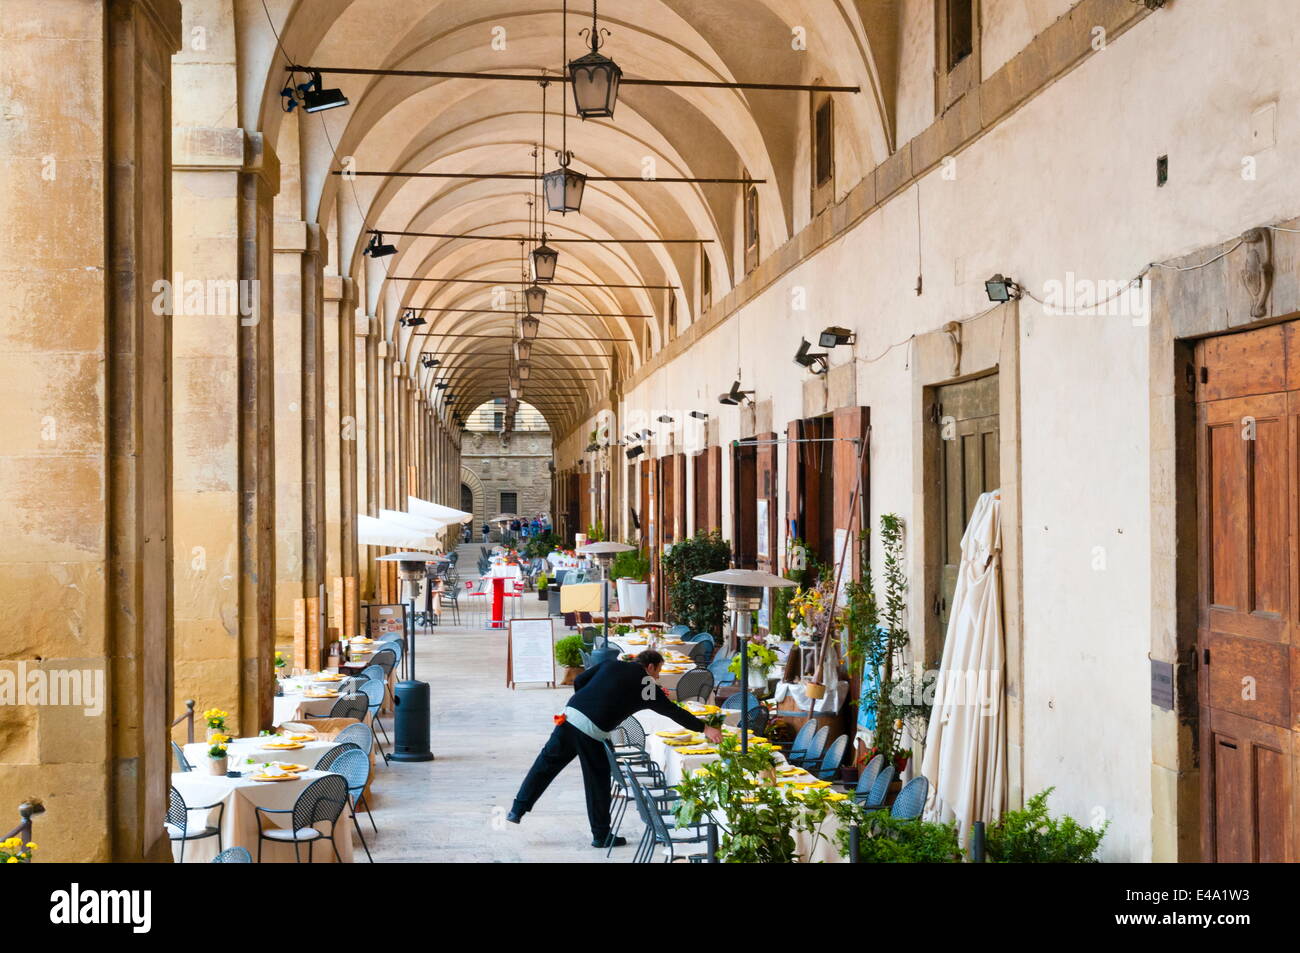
380,508,457,534
921,490,1006,843
357,515,437,548
408,496,473,524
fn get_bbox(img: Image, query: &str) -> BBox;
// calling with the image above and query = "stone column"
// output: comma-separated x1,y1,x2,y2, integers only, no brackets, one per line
0,0,181,861
300,226,327,607
337,280,359,635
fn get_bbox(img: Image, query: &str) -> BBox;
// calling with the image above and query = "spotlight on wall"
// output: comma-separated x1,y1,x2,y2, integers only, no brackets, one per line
818,326,856,348
585,442,600,452
626,445,645,459
400,309,426,328
717,380,754,406
640,429,654,440
985,273,1022,302
421,355,440,369
300,72,349,113
434,381,449,389
688,410,710,420
657,414,674,424
794,338,829,374
364,233,397,258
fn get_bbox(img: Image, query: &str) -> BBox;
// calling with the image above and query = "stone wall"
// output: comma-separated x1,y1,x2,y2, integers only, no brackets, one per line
460,431,553,530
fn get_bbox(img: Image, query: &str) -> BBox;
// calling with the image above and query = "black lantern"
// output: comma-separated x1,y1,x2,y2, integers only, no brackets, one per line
517,362,532,382
570,0,621,119
520,314,540,341
524,282,547,312
532,241,559,282
569,49,622,119
543,156,587,215
514,339,533,362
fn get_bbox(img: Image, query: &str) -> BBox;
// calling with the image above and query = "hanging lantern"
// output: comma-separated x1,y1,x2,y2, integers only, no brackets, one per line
532,242,559,282
514,339,532,362
524,282,547,313
517,362,532,382
509,384,521,400
569,49,622,119
520,314,540,341
543,156,586,215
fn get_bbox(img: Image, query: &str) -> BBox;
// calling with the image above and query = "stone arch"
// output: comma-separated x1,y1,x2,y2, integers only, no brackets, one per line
460,465,488,529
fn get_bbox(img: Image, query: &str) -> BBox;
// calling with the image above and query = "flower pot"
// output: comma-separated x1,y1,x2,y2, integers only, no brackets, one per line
893,755,910,776
207,756,228,776
206,728,226,743
803,681,827,700
561,666,582,686
620,581,649,617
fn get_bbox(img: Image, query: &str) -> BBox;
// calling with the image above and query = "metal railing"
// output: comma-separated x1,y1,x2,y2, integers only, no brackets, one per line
171,699,196,744
3,800,44,847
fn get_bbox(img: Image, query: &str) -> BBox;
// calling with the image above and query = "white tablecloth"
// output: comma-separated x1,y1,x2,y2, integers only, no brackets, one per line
273,690,345,724
185,736,340,773
170,770,354,863
635,710,773,785
771,678,850,714
609,636,695,694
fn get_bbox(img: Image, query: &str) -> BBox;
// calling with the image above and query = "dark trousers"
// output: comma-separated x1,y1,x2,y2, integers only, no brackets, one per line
512,722,612,839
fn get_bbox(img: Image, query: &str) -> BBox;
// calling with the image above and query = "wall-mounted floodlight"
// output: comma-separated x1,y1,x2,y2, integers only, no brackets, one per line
818,326,856,348
794,338,828,374
985,274,1022,302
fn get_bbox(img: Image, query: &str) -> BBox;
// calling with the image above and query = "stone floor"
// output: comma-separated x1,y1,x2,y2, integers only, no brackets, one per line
364,544,639,863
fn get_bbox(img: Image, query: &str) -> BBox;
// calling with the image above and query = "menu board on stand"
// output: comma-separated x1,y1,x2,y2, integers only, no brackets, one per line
506,617,556,689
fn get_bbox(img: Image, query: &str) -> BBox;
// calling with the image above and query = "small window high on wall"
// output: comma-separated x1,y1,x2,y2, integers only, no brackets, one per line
936,0,979,112
700,248,712,313
500,491,518,514
743,175,760,275
811,92,834,216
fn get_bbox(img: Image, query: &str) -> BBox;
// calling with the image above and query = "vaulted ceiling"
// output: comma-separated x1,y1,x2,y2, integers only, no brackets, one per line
242,0,898,430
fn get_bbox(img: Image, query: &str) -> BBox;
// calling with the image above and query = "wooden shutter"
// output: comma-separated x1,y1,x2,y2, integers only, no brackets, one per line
833,407,871,580
755,431,778,572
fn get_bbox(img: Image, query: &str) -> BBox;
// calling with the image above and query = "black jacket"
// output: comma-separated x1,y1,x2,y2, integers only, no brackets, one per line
569,660,706,734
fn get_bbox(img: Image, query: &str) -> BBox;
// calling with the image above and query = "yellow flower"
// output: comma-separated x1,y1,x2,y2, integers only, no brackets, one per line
25,843,37,851
6,857,18,863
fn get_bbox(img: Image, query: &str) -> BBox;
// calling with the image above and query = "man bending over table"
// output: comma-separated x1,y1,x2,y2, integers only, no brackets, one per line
507,649,724,848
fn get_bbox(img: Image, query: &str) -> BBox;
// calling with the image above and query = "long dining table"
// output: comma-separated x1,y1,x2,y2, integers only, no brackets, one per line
170,768,355,863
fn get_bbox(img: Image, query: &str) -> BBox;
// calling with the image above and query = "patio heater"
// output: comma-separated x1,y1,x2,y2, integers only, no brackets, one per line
375,552,438,762
693,569,797,753
578,541,634,648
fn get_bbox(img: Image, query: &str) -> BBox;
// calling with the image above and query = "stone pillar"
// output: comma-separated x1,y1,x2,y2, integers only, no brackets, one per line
337,280,359,635
272,219,304,645
323,275,344,585
0,0,181,861
300,226,327,607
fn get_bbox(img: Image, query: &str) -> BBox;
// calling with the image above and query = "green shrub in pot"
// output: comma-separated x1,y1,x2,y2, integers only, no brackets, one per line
554,635,584,669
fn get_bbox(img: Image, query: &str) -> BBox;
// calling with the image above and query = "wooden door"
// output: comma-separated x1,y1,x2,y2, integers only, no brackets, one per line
833,407,871,581
1196,323,1298,862
693,451,708,536
705,445,723,533
755,431,779,573
932,374,1000,648
672,453,688,542
732,441,758,568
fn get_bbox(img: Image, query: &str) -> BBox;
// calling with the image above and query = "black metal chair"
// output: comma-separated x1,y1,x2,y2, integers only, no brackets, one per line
304,692,368,722
674,669,714,705
890,775,929,820
254,774,350,863
313,741,363,772
210,846,252,863
626,769,709,863
167,786,224,863
328,748,376,862
360,677,392,761
171,740,194,773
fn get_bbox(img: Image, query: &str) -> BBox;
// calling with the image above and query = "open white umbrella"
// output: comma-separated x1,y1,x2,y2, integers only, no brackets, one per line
921,490,1006,843
408,496,473,524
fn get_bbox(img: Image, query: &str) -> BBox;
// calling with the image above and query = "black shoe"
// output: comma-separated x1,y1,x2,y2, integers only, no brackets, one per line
506,809,524,825
593,835,627,848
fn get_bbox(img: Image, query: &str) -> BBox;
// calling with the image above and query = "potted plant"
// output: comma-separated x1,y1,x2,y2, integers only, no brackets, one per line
728,642,778,693
554,635,585,685
984,788,1109,862
610,546,651,616
206,734,230,775
661,531,732,636
536,571,550,600
0,836,37,863
674,735,839,862
202,707,229,742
